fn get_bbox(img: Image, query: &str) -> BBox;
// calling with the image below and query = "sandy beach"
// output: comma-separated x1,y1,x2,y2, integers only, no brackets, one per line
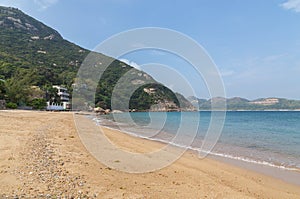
0,111,300,198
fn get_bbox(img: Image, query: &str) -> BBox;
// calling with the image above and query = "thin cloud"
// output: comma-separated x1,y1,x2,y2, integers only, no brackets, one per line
0,0,24,8
150,50,167,56
262,53,288,62
280,0,300,12
34,0,58,10
130,42,146,48
220,69,235,77
120,59,141,70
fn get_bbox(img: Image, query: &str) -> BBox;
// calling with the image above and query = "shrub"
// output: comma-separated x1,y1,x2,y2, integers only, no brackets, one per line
30,98,47,110
6,102,17,109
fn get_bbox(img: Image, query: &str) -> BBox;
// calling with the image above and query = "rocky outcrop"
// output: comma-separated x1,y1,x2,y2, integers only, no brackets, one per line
0,6,63,38
0,100,6,109
149,100,179,112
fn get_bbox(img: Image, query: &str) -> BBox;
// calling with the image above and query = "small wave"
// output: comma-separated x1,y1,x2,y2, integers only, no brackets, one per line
204,151,300,172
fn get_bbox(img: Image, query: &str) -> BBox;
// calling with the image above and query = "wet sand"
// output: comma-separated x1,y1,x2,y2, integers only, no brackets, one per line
0,110,299,198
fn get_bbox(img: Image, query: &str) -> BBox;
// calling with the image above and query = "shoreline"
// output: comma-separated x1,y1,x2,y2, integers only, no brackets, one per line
97,119,300,170
97,123,300,186
1,110,299,198
92,113,300,183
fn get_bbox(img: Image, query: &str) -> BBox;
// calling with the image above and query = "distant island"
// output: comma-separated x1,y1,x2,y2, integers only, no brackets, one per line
188,96,300,111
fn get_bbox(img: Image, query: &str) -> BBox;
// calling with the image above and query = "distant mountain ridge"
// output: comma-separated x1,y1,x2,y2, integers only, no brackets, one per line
0,6,194,111
188,96,300,110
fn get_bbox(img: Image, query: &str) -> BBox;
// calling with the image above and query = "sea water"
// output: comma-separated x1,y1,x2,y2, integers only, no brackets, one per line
94,111,300,172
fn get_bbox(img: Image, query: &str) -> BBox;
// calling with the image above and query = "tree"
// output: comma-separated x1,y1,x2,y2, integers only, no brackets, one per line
30,98,47,110
0,79,5,100
5,69,36,105
44,85,61,104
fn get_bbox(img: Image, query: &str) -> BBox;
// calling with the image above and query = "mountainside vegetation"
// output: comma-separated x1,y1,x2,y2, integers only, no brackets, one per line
0,6,193,111
188,96,300,110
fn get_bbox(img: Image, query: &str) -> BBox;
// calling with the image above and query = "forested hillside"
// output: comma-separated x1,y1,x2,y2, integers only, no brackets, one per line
0,6,193,111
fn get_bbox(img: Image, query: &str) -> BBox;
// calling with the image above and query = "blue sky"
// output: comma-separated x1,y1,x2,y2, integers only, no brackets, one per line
1,0,300,99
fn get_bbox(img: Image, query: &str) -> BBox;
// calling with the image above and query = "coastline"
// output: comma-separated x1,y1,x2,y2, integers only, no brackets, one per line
93,116,300,186
0,110,299,198
95,111,300,174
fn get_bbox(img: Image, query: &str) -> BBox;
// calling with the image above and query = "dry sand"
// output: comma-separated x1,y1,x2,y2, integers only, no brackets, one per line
0,110,299,198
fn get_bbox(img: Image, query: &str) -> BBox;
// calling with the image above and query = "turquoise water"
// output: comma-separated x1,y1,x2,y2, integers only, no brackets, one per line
95,111,300,171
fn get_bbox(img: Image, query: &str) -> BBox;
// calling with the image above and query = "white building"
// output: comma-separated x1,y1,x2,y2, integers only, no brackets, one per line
47,85,70,111
53,86,70,102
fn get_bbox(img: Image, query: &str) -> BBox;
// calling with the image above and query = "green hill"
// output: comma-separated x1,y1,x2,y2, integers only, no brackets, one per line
0,6,193,111
189,96,300,110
